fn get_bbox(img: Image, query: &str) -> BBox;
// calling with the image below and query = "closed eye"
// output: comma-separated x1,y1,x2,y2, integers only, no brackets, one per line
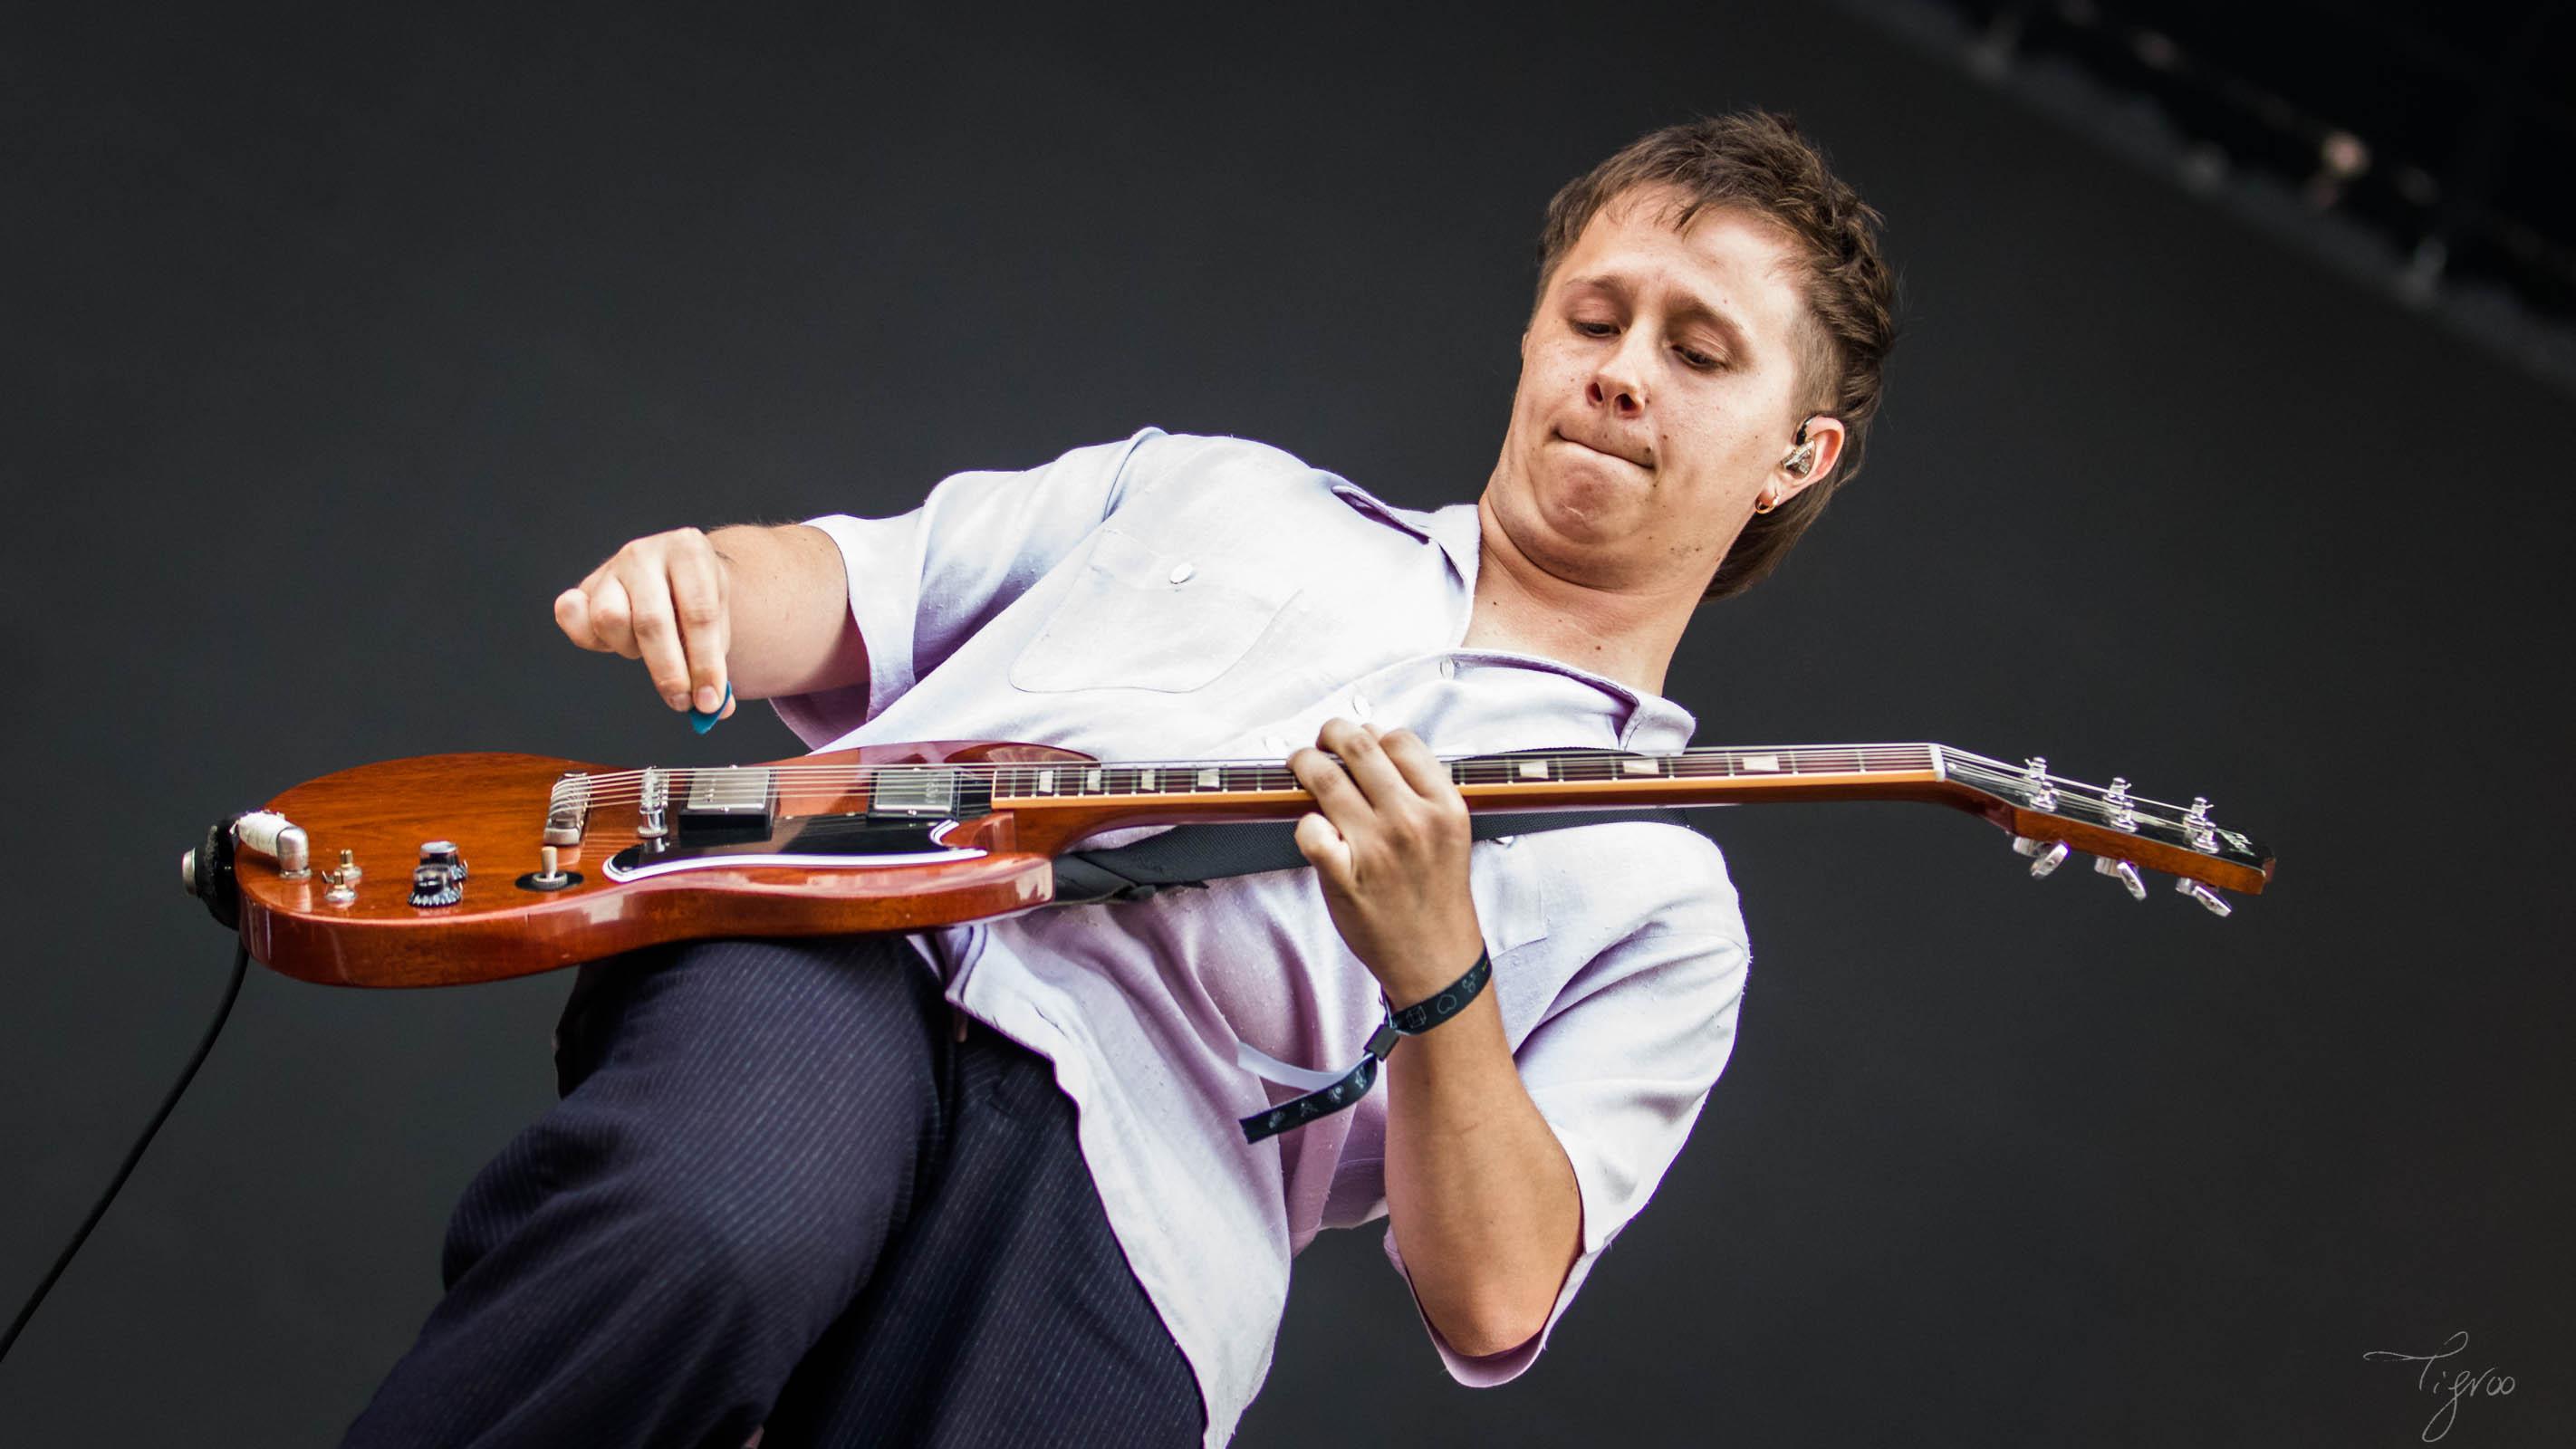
1572,320,1724,369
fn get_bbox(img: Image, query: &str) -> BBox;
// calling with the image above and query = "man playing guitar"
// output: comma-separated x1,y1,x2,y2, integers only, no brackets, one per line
340,110,1898,1448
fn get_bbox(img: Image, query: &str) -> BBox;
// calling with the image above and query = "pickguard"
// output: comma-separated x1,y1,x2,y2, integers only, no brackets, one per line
601,813,985,882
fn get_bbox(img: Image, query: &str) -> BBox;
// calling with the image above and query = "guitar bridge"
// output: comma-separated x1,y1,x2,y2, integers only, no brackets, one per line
543,772,592,847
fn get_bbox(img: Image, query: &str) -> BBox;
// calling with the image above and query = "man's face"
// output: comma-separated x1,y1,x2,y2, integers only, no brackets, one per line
1486,186,1821,597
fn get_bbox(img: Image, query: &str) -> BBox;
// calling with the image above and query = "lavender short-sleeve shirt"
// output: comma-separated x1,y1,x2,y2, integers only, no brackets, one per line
770,429,1751,1447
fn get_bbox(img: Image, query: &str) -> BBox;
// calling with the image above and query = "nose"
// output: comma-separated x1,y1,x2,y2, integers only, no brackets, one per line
1587,334,1650,417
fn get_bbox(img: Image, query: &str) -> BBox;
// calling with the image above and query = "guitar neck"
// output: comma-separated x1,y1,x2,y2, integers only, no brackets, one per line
995,743,1958,824
982,743,2270,897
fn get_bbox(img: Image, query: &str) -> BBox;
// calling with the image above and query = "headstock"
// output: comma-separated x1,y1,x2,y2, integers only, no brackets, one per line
1943,752,2274,914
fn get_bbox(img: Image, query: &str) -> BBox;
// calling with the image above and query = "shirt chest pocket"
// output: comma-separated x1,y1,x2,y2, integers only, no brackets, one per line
1008,525,1299,694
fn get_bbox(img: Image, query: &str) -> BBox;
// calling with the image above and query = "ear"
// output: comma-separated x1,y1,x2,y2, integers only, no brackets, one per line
1772,415,1847,507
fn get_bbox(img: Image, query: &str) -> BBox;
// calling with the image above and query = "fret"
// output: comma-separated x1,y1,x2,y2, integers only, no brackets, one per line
1000,744,1950,801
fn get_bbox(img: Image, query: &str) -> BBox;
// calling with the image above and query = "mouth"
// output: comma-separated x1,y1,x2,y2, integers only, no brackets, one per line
1551,427,1650,471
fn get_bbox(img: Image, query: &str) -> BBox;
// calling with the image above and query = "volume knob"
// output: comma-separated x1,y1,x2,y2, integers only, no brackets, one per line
408,862,463,908
418,840,468,881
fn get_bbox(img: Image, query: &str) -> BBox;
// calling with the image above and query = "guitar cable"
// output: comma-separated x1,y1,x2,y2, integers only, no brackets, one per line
0,940,249,1367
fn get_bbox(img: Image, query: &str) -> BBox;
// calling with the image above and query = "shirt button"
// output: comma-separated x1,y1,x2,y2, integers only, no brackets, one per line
1349,692,1371,721
1437,657,1456,679
1168,561,1196,584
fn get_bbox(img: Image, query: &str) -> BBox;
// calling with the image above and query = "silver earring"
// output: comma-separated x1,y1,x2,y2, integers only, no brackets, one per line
1783,442,1816,477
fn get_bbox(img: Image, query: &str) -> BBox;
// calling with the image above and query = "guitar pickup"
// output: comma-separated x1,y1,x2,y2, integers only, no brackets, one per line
868,766,985,821
679,766,776,839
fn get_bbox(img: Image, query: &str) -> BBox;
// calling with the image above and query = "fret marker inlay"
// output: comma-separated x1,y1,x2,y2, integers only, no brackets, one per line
1743,753,1782,772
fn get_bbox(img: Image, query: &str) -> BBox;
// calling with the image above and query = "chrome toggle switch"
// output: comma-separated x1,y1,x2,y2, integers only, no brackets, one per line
2095,856,2146,900
2175,877,2233,917
516,844,583,893
2012,836,2071,878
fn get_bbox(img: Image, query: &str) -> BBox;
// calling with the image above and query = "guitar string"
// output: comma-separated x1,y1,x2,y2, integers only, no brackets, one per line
523,750,2236,842
541,745,1953,807
540,762,2167,806
546,749,1945,796
520,744,2172,801
541,748,1987,804
548,770,2234,837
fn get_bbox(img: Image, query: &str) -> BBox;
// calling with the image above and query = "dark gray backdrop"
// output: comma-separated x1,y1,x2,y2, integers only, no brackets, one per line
5,3,2568,1444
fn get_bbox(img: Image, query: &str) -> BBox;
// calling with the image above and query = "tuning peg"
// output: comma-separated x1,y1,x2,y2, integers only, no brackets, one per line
2012,836,2070,878
2174,877,2233,917
2095,856,2147,900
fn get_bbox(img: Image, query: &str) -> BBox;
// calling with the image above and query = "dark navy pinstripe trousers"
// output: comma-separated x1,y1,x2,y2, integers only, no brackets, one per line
340,934,1204,1449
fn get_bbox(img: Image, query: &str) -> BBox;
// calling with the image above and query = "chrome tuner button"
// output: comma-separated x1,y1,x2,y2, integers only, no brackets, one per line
2021,757,2057,812
2096,857,2147,900
179,847,198,897
2185,796,2218,853
2175,878,2233,917
2102,778,2139,833
2013,836,2070,878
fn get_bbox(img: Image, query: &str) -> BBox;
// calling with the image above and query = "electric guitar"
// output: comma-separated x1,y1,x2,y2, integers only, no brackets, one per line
180,740,2274,988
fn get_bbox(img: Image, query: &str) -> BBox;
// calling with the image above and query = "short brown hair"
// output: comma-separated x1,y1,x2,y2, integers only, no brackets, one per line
1534,111,1898,600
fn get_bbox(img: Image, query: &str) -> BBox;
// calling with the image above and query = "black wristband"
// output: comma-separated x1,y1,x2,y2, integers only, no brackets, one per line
1239,947,1494,1144
1386,947,1493,1038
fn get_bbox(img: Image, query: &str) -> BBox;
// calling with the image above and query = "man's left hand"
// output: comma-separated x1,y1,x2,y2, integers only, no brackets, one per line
1288,718,1488,1007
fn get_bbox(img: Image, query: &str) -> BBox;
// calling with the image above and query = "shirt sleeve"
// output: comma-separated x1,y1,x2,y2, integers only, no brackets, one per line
767,427,1168,747
1380,924,1752,1387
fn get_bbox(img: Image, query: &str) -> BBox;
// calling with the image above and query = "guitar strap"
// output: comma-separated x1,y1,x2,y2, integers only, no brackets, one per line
1046,805,1713,907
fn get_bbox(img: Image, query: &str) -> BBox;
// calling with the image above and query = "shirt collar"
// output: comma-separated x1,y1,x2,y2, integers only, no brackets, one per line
1327,478,1479,588
1327,479,1697,753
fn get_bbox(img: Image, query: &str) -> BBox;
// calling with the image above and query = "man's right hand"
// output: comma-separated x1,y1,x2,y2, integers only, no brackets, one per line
555,527,740,719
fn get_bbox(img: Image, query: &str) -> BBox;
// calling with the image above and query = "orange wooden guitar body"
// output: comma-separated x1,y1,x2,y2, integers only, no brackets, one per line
240,741,1110,988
